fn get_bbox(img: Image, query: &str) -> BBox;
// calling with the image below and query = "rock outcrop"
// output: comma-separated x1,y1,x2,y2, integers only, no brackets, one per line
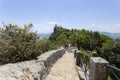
0,49,65,80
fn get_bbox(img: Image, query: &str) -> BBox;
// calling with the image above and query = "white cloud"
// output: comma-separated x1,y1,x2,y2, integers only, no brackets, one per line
91,24,97,27
114,24,120,27
48,21,57,25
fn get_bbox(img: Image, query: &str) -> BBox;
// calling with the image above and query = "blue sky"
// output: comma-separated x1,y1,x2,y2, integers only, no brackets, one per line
0,0,120,33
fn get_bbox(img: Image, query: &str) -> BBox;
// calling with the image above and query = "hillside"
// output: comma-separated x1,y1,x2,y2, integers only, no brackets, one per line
38,33,50,39
100,32,120,39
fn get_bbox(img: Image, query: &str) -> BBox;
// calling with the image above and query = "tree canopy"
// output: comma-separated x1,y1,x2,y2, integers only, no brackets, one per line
49,25,108,51
0,24,56,64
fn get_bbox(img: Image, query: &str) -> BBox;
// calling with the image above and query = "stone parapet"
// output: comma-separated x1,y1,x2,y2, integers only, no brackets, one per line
89,57,109,80
0,49,65,80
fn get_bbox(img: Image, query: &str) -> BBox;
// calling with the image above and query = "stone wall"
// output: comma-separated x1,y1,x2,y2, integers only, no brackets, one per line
73,50,109,80
0,49,65,80
89,57,109,80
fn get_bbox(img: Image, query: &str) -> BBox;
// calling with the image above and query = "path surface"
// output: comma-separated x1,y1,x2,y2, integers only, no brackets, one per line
45,51,80,80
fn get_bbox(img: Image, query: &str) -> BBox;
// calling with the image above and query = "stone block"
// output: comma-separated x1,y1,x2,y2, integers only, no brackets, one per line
89,57,109,80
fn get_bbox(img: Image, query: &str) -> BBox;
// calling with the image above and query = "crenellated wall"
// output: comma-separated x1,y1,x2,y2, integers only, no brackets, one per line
0,49,65,80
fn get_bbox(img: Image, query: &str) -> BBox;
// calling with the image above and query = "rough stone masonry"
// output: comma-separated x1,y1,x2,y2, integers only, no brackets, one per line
89,57,109,80
0,49,65,80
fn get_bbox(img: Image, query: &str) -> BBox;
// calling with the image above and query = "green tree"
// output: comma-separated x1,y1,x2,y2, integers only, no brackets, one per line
0,24,40,64
0,23,56,64
49,25,106,51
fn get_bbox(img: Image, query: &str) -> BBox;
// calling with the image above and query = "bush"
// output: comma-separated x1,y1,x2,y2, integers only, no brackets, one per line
0,24,56,65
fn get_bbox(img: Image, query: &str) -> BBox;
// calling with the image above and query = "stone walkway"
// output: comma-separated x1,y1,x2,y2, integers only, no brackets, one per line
45,51,80,80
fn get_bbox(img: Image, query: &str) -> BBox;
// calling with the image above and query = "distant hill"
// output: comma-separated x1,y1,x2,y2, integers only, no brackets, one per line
100,32,120,39
38,33,51,39
37,32,120,39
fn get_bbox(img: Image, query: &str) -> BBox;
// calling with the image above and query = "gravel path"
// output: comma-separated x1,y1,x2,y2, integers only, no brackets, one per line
45,51,80,80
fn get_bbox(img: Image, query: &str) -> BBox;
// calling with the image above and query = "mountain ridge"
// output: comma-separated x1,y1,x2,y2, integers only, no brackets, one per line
100,32,120,39
38,33,51,38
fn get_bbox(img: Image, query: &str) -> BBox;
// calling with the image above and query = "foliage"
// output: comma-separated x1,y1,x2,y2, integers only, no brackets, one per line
49,25,104,51
105,40,120,68
49,25,71,47
0,24,56,65
108,76,113,80
36,39,57,53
